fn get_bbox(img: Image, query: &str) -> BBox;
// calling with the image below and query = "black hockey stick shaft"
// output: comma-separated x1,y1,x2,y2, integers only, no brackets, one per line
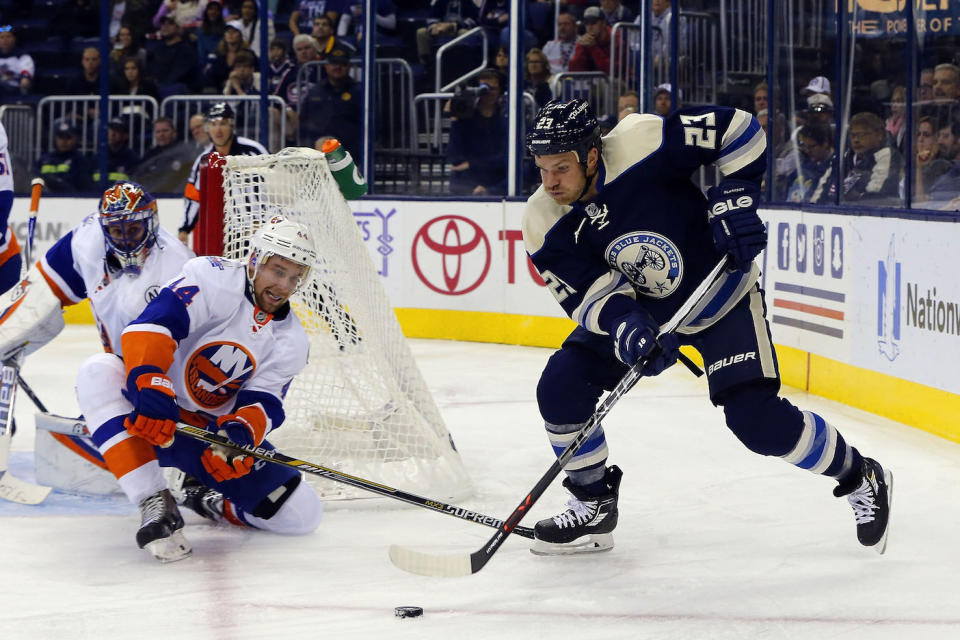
174,424,536,539
463,256,731,574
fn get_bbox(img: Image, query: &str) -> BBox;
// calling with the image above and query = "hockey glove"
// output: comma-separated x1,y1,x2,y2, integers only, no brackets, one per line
612,309,659,367
639,332,680,377
200,415,257,482
124,368,179,447
706,179,767,271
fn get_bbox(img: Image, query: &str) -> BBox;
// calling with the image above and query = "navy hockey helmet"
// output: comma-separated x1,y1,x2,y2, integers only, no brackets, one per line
525,98,602,166
205,101,234,122
98,181,160,276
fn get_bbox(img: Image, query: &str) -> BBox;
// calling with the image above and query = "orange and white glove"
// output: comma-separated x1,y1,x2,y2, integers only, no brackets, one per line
200,414,258,482
123,368,179,447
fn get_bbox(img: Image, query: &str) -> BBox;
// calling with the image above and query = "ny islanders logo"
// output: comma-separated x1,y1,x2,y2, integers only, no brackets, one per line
605,232,683,298
185,342,256,408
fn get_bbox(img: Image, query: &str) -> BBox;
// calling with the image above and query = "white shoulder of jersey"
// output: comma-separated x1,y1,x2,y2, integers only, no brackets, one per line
235,135,269,154
0,122,11,192
0,121,7,152
601,112,665,183
156,226,196,261
522,186,572,256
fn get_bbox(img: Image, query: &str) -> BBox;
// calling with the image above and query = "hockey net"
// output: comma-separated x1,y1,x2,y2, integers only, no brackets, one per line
216,147,472,501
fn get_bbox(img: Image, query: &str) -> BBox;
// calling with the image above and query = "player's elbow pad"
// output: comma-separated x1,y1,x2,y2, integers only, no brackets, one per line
0,263,65,359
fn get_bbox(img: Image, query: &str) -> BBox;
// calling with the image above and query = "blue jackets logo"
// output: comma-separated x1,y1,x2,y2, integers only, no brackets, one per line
877,235,900,361
605,232,682,298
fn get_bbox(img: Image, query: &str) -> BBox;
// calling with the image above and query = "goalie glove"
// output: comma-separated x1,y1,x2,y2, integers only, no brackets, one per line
200,414,258,482
123,367,179,447
706,179,767,271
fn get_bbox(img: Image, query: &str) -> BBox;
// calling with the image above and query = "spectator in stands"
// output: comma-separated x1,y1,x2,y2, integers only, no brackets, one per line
598,0,633,26
446,68,507,196
274,33,322,109
35,121,93,193
912,115,951,204
801,75,832,103
918,67,934,103
202,21,253,91
93,118,142,184
189,112,210,150
570,6,611,73
312,14,354,58
133,117,197,193
110,25,148,82
289,0,339,36
147,16,199,95
223,49,259,95
0,25,34,97
338,0,397,47
154,0,208,32
297,49,361,163
196,1,227,65
618,90,638,120
936,116,960,161
493,45,509,82
642,0,674,73
237,0,275,55
415,0,479,67
267,38,293,94
652,83,671,116
838,111,903,203
480,0,536,51
753,81,767,116
932,63,960,121
66,47,103,95
542,11,577,77
112,56,160,100
780,122,834,203
885,85,906,150
525,48,553,108
926,118,960,204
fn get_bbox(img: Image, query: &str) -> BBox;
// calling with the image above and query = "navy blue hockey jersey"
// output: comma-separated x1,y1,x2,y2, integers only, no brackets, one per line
523,106,766,336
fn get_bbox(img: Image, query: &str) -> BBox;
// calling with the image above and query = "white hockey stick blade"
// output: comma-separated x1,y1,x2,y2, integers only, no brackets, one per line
0,470,52,505
388,545,474,578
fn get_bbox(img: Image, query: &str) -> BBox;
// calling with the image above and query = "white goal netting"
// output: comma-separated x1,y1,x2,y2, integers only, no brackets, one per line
221,147,472,501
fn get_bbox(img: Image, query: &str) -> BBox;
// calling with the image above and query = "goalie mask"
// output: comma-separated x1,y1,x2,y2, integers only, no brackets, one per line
98,182,160,276
247,216,318,296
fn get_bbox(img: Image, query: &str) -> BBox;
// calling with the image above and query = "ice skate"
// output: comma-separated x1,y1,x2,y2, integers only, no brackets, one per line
176,475,227,524
531,466,621,556
136,489,191,563
835,457,893,554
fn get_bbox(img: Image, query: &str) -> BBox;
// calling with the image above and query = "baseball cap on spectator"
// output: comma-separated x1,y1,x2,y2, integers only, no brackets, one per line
806,93,833,111
582,6,603,23
225,20,243,32
327,49,350,65
107,117,128,131
802,76,831,96
55,121,78,137
655,83,671,96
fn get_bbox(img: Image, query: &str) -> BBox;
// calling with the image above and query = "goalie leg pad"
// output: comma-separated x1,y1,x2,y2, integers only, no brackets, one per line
0,263,65,360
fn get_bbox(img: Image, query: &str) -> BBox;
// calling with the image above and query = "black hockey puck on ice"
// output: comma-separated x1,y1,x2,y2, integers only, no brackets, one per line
395,606,423,618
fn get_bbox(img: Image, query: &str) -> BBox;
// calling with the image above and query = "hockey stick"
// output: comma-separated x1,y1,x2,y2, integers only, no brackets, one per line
389,256,733,577
24,178,44,268
17,382,535,539
0,353,53,505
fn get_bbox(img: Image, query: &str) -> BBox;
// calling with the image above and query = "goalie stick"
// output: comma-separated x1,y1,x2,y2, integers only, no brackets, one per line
18,385,535,539
388,256,733,577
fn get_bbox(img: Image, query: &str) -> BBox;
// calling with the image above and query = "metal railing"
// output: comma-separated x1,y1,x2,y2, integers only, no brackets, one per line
35,96,159,159
553,72,612,118
720,0,767,83
159,95,287,152
436,26,491,92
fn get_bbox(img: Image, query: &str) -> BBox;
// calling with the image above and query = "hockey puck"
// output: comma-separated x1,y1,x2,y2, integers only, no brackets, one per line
394,606,423,619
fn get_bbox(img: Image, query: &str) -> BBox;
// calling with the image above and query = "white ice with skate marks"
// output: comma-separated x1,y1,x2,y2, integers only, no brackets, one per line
1,326,959,639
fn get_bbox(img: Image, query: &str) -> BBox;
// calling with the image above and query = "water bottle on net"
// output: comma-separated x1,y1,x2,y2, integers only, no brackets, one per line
321,138,368,200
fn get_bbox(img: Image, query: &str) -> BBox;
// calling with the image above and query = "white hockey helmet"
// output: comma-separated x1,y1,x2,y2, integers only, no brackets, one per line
247,215,318,293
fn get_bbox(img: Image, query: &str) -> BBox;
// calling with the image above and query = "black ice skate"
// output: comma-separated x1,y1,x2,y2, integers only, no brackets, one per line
531,466,622,556
834,457,893,554
136,489,191,563
177,476,227,524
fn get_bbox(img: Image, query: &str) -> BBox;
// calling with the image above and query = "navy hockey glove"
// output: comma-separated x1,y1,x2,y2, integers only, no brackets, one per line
201,414,257,482
706,180,767,271
124,366,179,447
612,310,659,367
639,332,680,377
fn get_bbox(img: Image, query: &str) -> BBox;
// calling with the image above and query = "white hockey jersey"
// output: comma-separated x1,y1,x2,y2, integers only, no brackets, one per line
39,214,194,355
121,256,309,442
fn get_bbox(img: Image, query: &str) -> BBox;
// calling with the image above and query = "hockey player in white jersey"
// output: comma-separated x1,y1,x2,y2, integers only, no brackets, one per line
0,121,23,295
522,99,892,557
73,216,323,561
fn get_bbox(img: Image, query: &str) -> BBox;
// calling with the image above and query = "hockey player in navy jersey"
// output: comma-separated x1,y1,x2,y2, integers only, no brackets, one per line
522,99,892,556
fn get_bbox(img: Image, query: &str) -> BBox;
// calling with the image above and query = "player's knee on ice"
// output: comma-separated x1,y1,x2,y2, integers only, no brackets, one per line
245,478,323,535
718,383,804,457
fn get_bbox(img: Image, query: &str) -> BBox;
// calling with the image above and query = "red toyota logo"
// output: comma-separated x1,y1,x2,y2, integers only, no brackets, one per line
412,215,491,295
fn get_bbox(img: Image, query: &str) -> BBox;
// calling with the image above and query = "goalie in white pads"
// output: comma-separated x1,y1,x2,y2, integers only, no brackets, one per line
80,216,322,561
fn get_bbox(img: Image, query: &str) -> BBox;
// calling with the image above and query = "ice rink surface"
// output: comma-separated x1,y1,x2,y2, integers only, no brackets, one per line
2,326,959,639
